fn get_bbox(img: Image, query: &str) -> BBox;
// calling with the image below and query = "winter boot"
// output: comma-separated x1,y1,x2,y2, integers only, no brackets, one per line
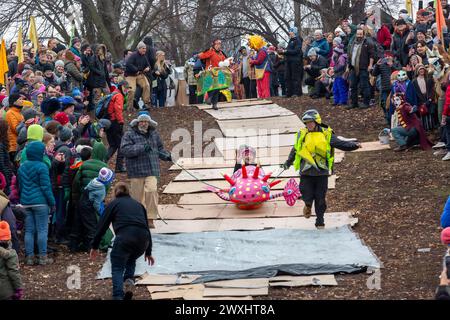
124,278,135,300
25,256,35,266
303,205,312,219
37,255,54,265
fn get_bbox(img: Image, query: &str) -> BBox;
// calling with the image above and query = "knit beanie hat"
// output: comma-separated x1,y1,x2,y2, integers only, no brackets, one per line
97,118,111,130
22,108,39,121
307,48,318,57
137,113,158,127
55,60,65,68
41,98,61,116
442,228,450,245
27,124,44,142
54,112,70,126
137,41,147,50
0,221,11,241
97,167,114,185
333,37,342,46
335,27,345,36
289,26,299,36
9,93,22,107
72,88,82,97
58,125,73,142
0,172,6,190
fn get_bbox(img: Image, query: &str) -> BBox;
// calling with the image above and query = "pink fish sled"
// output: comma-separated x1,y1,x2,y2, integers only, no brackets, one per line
205,163,301,210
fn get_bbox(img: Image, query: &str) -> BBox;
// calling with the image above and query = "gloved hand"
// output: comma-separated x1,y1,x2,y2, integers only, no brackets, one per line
12,288,23,300
281,162,290,170
64,188,71,203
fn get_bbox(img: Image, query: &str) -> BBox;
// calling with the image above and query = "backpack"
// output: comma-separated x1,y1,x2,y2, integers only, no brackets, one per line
95,92,117,120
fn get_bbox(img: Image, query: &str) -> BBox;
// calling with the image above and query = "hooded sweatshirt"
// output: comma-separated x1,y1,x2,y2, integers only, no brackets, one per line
72,141,108,201
85,178,106,213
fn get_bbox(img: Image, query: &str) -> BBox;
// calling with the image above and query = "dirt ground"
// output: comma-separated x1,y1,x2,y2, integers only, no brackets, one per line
20,96,450,300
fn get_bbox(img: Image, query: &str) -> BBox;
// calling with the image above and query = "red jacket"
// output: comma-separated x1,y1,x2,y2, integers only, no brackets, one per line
377,25,392,50
444,85,450,117
108,92,124,124
198,48,226,68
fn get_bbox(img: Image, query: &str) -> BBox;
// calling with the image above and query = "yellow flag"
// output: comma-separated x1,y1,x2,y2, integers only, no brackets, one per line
0,39,9,86
406,0,413,17
29,16,39,50
15,27,24,64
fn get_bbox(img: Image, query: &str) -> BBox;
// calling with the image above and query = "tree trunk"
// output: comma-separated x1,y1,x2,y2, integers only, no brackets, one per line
294,1,302,34
96,0,125,60
351,0,367,26
192,0,213,53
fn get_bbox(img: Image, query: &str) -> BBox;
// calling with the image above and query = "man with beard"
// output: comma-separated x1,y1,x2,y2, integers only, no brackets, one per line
347,28,375,109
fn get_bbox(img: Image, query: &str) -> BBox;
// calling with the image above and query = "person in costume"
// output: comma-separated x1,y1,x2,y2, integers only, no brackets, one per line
248,35,272,99
391,92,433,151
282,110,361,229
389,70,410,125
233,145,257,173
197,38,227,110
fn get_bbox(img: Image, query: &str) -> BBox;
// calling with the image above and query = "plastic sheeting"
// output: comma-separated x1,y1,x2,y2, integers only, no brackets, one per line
97,226,380,282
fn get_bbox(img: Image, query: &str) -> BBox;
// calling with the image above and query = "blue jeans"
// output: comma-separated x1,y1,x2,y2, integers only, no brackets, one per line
24,205,50,257
392,127,418,146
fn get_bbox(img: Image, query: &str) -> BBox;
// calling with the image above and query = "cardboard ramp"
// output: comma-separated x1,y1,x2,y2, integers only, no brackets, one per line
205,104,294,120
163,175,337,194
220,146,292,161
159,202,306,220
269,275,338,287
353,141,391,152
178,193,285,205
173,165,299,181
214,134,296,151
195,99,273,110
218,116,304,138
153,212,357,234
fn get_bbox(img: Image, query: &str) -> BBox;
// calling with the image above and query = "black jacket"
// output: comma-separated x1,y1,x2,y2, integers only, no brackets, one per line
284,36,303,63
372,62,392,92
125,51,151,77
92,195,152,256
306,55,329,78
391,30,410,67
85,45,110,89
7,57,18,77
348,38,375,71
143,36,157,71
0,143,12,190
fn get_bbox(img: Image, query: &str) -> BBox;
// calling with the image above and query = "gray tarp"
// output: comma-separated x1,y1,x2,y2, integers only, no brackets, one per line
98,226,380,282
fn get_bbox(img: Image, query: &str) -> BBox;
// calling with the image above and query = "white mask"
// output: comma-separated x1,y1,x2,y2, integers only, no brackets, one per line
393,96,403,108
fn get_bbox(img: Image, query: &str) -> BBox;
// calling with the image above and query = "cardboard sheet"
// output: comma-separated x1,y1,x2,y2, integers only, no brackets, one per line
204,104,293,120
218,116,304,138
196,100,273,110
136,273,201,285
268,275,338,287
353,141,391,152
203,287,269,297
153,213,358,234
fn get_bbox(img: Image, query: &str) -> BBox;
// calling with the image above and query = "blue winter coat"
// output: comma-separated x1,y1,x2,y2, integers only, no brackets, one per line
18,141,55,207
440,196,450,228
311,38,330,58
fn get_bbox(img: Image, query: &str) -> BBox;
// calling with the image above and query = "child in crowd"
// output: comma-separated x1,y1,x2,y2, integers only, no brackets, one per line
0,221,23,300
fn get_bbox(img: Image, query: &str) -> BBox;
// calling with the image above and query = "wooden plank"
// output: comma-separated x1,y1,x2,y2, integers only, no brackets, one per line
195,296,254,300
153,212,358,234
204,104,293,120
205,278,269,289
159,202,305,220
203,287,268,297
353,141,391,152
269,275,337,287
214,134,296,151
163,176,336,194
136,273,201,285
148,284,204,293
196,100,273,110
173,165,298,181
218,116,304,138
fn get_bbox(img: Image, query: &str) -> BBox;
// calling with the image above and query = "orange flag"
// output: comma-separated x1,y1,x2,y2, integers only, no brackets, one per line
0,39,9,86
436,0,447,44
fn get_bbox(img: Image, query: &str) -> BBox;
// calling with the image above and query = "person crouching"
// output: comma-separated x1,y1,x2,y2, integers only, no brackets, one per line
0,221,23,300
90,182,155,300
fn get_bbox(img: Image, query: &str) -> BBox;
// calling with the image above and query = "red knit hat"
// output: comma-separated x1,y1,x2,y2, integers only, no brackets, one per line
441,228,450,245
54,112,69,126
0,221,11,241
0,172,5,190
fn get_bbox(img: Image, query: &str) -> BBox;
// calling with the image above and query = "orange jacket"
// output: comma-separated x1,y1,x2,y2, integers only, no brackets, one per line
5,107,24,152
198,48,226,69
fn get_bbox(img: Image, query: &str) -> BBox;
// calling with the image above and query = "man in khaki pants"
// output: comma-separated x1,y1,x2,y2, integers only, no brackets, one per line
120,113,172,228
125,42,152,110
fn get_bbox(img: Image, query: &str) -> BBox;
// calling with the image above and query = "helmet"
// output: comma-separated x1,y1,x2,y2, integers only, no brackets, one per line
397,70,408,82
302,109,322,124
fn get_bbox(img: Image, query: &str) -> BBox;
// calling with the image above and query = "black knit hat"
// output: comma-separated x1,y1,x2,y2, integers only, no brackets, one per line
395,19,407,26
9,93,22,107
41,98,61,116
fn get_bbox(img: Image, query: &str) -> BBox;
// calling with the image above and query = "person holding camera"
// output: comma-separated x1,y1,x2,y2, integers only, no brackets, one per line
125,42,152,111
